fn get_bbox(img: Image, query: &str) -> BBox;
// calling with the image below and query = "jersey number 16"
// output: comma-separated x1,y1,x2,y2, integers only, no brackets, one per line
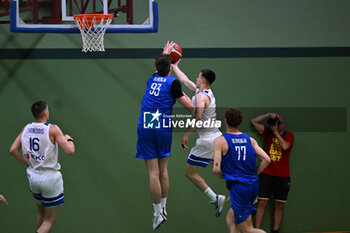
29,137,40,152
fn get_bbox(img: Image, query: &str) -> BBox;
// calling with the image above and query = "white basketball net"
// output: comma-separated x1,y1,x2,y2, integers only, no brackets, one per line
74,15,113,52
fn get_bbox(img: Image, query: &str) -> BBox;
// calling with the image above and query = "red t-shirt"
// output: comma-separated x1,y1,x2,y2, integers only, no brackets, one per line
261,127,294,177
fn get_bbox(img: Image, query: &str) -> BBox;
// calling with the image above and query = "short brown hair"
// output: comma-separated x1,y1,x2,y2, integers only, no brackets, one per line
31,101,47,119
225,107,243,127
201,69,216,85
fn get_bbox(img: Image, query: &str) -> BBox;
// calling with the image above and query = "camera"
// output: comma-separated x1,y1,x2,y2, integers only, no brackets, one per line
267,117,280,126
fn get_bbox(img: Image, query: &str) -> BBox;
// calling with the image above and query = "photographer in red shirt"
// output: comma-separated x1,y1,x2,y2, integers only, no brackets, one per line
251,113,294,233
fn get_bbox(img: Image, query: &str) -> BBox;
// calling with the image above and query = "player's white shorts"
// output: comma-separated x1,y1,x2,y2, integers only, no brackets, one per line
187,132,222,167
26,168,64,207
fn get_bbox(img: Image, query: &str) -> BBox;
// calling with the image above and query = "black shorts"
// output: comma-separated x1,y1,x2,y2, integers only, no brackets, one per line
258,173,290,202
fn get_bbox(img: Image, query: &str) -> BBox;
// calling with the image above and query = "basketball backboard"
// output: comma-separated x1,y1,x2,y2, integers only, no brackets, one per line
10,0,158,33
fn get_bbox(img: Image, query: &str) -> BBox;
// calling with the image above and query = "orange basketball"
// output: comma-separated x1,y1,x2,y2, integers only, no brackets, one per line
170,43,183,63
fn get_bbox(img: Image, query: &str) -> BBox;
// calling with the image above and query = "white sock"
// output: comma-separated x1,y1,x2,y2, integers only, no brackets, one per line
153,203,162,216
160,197,167,209
204,187,217,201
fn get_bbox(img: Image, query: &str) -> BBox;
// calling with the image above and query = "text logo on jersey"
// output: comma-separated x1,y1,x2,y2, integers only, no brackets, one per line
143,110,162,129
24,153,46,161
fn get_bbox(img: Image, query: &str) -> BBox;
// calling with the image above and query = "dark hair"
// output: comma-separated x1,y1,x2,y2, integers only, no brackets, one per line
31,101,47,119
201,69,216,85
155,54,171,76
225,107,243,128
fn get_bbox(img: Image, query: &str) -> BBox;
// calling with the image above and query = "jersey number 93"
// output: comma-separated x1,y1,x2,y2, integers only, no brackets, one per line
149,83,162,96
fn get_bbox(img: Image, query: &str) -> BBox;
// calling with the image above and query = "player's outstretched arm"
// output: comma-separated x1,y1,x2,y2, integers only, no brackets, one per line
50,125,75,156
250,137,270,174
9,128,29,167
177,93,194,112
213,136,226,175
172,63,197,93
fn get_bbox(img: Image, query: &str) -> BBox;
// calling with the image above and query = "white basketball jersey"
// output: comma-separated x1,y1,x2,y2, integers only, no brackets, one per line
21,122,60,172
192,89,221,137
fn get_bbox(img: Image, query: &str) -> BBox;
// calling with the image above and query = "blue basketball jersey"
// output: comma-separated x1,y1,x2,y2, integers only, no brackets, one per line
138,73,177,128
221,133,258,184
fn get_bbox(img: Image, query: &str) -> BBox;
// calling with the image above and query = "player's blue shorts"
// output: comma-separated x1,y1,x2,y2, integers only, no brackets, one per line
227,180,258,224
136,127,172,159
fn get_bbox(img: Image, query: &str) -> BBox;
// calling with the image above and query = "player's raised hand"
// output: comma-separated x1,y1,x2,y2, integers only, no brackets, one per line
163,41,175,55
171,58,181,68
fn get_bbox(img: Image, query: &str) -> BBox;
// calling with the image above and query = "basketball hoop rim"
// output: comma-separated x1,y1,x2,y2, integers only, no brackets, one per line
73,14,114,23
73,13,114,52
